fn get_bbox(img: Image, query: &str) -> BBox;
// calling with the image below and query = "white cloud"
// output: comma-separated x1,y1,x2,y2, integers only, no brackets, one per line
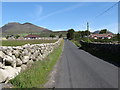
30,5,43,20
33,3,85,23
35,5,43,18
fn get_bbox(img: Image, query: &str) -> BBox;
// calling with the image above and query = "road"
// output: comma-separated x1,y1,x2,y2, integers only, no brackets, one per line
54,40,118,88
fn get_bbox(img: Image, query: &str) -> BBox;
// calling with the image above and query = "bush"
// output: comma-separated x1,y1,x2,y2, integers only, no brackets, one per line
15,35,20,39
49,34,56,38
59,34,62,38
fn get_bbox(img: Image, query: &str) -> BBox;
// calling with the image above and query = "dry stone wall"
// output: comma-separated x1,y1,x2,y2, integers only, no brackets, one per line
80,41,120,66
0,39,62,83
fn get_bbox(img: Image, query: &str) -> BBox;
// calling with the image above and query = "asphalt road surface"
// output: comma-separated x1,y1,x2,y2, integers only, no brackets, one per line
54,40,118,88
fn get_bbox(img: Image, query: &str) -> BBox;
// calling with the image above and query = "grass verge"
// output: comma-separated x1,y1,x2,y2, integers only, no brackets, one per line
71,40,81,47
1,40,57,46
9,40,64,88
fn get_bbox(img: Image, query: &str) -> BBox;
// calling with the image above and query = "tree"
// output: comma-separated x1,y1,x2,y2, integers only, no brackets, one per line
59,34,62,38
79,30,91,38
15,35,20,39
74,32,81,41
99,29,107,34
49,34,55,38
84,30,91,36
80,31,85,38
6,35,9,39
67,29,75,40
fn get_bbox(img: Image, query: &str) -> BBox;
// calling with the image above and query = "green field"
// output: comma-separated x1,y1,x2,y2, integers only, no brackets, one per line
1,40,57,46
9,40,64,88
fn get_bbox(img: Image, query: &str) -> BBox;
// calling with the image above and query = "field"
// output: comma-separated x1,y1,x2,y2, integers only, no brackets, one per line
9,40,64,88
1,40,57,46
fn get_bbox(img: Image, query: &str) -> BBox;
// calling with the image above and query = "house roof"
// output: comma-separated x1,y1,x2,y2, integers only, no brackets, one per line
90,34,113,37
25,35,40,38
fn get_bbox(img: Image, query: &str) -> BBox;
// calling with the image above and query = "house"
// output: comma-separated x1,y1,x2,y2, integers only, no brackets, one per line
90,33,113,39
2,37,7,40
8,35,15,40
24,35,40,39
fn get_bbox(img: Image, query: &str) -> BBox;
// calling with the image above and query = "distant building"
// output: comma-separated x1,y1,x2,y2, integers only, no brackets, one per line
17,36,24,40
90,33,113,39
8,35,15,40
25,35,40,39
2,37,7,40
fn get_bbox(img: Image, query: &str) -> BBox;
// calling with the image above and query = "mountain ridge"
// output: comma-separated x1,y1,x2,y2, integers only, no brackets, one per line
1,22,52,35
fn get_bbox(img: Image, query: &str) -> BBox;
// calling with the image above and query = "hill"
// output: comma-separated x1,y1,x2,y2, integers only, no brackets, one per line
0,22,52,36
53,31,67,37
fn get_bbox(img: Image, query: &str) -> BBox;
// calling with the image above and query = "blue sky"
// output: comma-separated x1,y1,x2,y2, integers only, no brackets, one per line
2,2,118,33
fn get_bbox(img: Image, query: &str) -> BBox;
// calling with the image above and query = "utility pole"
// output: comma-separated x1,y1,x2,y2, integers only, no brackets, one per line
87,22,89,42
87,22,89,31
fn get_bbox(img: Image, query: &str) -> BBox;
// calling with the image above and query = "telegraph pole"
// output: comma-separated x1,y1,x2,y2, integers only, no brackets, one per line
87,22,89,31
87,22,89,42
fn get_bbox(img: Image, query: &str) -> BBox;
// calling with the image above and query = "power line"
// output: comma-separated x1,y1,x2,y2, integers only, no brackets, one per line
95,2,118,19
86,2,118,31
83,2,118,32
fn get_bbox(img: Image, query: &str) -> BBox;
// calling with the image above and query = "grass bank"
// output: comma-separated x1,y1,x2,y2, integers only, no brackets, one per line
1,40,57,46
9,40,64,88
71,40,81,47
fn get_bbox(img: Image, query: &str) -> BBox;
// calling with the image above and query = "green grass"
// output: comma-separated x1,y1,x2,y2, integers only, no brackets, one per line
9,40,64,88
18,32,53,37
71,40,81,47
1,40,57,46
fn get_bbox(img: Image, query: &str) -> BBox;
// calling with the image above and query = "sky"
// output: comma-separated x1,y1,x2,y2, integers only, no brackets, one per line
2,2,118,33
